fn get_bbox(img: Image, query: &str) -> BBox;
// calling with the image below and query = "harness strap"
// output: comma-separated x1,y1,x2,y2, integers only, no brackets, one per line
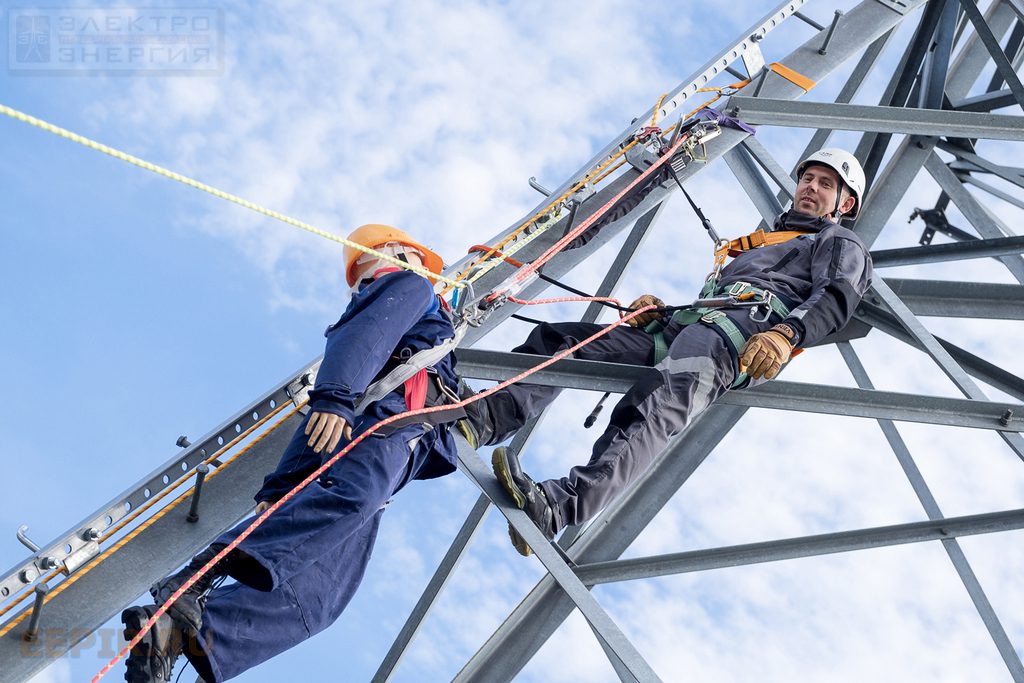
374,373,467,437
646,283,792,388
354,319,467,414
714,229,814,262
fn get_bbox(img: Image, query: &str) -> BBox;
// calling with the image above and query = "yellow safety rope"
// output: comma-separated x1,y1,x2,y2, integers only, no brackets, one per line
0,103,466,289
445,80,753,296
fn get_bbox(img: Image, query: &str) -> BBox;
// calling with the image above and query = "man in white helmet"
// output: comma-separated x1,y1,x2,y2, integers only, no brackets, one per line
462,148,873,556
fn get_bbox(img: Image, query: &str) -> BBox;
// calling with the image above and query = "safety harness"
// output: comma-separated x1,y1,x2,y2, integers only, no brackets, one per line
354,299,470,437
645,227,810,388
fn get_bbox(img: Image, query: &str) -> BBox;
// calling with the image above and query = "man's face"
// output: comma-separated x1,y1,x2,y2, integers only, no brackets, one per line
795,164,845,218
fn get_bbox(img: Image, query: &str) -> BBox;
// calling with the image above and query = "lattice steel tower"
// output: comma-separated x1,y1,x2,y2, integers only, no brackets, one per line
1,0,1023,681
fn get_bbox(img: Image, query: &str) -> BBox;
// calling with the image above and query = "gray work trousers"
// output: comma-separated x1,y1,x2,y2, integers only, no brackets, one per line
484,311,772,532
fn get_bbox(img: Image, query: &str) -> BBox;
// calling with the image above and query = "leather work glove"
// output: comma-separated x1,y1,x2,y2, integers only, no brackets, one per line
306,411,353,455
739,323,798,380
625,294,666,327
255,501,271,514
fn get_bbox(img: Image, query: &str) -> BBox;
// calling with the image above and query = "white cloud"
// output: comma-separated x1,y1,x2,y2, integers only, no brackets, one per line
59,1,1024,681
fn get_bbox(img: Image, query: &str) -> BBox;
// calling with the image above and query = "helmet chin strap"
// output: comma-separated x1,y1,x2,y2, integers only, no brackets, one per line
830,181,847,222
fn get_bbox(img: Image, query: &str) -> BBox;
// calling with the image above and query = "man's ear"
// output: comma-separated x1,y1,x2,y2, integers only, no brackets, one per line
839,190,857,216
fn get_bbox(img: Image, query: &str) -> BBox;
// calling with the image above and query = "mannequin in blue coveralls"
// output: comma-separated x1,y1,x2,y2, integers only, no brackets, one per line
121,225,458,683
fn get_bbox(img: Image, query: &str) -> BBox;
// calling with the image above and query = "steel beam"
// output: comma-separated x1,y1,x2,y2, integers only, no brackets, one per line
839,344,1024,681
855,302,1024,403
953,88,1019,111
879,277,1024,319
455,405,750,682
957,0,1024,108
724,144,785,223
455,349,1024,432
729,96,1024,141
961,174,1024,210
924,152,1024,284
871,235,1024,266
574,507,1024,585
871,277,1024,461
456,442,662,683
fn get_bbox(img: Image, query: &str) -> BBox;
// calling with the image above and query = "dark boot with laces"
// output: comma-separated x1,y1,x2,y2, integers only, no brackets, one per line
491,447,558,556
149,543,236,634
121,604,185,683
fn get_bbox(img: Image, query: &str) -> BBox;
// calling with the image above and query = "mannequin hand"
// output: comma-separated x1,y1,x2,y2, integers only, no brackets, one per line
306,411,353,454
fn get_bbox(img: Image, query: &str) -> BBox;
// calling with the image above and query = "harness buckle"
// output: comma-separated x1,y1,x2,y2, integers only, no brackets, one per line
700,309,725,325
726,281,750,297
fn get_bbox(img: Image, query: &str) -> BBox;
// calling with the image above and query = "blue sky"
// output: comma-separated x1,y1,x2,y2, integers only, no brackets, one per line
2,1,1023,681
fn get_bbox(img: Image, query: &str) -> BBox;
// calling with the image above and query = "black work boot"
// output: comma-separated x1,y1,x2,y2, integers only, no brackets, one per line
121,604,184,683
150,543,235,634
455,379,495,449
491,447,557,556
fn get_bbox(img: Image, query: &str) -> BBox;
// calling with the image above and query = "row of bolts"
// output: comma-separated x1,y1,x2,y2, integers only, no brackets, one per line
17,436,210,642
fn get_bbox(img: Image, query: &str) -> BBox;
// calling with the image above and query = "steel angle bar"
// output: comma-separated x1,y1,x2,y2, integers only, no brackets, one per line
721,380,1024,431
724,145,785,223
838,343,1024,681
0,360,313,618
0,412,303,683
582,205,663,324
740,137,797,199
728,96,1024,141
456,349,1024,432
870,277,1024,460
455,441,662,683
856,0,1017,246
875,277,1024,319
923,152,1024,284
377,205,670,681
871,235,1024,266
372,495,490,683
920,0,958,110
442,0,812,279
454,405,750,682
953,88,1020,112
957,0,1024,109
961,175,1024,210
856,137,938,248
942,142,1024,188
855,302,1024,403
784,27,896,207
573,507,1024,585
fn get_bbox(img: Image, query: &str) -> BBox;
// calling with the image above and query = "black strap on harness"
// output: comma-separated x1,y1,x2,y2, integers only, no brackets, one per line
372,371,467,437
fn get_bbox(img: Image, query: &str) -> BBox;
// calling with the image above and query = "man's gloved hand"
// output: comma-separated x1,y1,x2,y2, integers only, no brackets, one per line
625,294,666,327
255,501,271,514
306,411,353,455
739,323,798,380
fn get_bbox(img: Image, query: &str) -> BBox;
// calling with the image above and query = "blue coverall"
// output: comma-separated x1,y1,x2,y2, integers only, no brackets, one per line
183,270,459,682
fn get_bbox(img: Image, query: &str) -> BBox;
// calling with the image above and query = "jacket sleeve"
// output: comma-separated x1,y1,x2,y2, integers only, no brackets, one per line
307,270,435,424
783,229,873,347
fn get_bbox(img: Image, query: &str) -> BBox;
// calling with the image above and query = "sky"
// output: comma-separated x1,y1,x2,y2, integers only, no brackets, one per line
1,0,1023,681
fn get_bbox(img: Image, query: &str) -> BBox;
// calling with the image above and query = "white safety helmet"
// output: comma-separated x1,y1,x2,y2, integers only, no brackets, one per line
796,148,866,219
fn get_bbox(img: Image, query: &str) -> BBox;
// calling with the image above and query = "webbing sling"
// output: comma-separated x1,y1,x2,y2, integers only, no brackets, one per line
354,315,467,414
645,282,791,388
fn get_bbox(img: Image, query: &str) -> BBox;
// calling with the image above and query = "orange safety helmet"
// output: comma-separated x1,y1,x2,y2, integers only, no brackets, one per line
343,224,444,287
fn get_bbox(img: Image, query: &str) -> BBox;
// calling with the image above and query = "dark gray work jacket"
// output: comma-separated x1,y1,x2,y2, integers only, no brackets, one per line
717,210,873,348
